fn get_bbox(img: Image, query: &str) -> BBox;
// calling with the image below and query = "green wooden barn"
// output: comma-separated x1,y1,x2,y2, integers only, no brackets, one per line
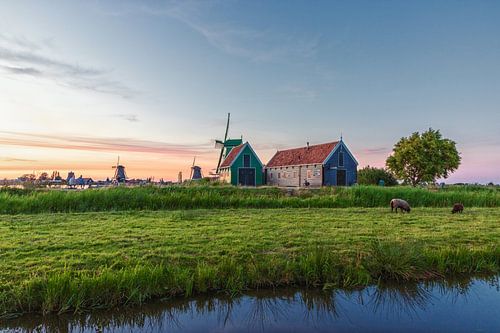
219,142,263,186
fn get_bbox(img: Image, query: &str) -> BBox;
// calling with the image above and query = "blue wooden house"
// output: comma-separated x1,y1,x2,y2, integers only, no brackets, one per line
265,138,358,187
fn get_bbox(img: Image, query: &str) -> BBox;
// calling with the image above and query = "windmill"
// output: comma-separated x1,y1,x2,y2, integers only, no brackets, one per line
190,156,203,180
215,113,242,174
112,156,127,183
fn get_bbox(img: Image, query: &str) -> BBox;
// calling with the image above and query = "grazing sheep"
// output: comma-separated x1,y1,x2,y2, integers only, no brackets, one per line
452,203,464,214
390,198,411,213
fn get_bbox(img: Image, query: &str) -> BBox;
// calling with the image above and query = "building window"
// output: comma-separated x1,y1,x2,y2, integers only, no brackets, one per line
243,154,250,167
270,173,273,179
278,173,281,179
339,152,344,167
307,169,312,178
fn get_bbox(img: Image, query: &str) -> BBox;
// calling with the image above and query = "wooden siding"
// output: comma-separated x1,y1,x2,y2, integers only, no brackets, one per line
227,144,264,186
323,141,358,186
266,164,322,187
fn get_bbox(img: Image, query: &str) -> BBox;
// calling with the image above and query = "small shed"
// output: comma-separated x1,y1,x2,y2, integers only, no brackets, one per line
219,142,264,186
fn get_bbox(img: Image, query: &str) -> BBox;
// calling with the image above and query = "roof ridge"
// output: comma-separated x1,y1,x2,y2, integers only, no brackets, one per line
276,141,338,152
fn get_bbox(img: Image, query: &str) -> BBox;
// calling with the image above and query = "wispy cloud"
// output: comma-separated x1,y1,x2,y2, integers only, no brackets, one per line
0,33,135,98
96,1,319,63
113,113,140,122
0,131,213,156
0,65,43,76
0,33,43,52
0,157,38,162
171,14,319,63
362,147,390,154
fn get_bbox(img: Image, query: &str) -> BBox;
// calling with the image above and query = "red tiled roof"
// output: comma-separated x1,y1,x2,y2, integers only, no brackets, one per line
266,142,339,168
220,143,246,168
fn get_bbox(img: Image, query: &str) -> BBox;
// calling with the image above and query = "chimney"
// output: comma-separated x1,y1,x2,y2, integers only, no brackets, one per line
306,142,310,150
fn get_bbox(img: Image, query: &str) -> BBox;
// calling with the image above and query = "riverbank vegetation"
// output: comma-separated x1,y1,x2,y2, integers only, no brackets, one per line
1,208,499,316
0,184,499,214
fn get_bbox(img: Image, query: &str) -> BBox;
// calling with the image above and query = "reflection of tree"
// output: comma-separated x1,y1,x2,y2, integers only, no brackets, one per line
3,276,498,332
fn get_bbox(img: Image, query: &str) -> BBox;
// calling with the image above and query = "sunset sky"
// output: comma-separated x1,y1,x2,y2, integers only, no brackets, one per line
1,1,499,183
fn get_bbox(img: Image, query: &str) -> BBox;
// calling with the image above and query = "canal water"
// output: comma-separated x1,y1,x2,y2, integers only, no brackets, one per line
2,276,499,332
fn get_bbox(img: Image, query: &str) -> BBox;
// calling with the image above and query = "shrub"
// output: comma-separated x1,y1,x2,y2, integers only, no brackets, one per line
358,166,398,186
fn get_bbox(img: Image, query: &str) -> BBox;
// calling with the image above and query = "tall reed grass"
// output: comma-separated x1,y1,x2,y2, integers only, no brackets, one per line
0,185,498,214
1,243,498,316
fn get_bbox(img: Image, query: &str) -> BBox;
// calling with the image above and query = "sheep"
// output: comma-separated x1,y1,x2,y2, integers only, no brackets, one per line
452,203,464,214
390,198,411,213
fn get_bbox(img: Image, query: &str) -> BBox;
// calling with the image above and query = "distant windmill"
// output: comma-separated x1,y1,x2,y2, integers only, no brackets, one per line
67,171,76,188
215,113,242,174
190,156,203,180
112,156,127,183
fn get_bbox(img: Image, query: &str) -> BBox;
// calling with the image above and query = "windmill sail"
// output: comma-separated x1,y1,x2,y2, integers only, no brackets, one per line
216,113,231,174
190,156,196,179
214,114,243,175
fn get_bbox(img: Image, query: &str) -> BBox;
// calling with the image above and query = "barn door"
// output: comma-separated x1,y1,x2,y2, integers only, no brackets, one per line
337,169,346,186
238,168,256,186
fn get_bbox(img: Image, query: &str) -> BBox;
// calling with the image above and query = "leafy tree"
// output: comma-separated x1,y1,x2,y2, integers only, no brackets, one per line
18,173,36,182
51,171,62,181
358,166,398,186
386,128,460,186
38,172,49,181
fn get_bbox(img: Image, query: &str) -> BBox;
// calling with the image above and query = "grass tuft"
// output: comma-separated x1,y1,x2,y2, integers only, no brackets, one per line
1,245,498,316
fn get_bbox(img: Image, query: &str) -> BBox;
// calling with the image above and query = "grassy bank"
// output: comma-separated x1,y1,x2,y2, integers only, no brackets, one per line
0,185,498,214
1,208,499,315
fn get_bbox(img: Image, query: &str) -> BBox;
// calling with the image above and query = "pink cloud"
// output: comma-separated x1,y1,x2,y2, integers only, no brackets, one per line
0,131,213,156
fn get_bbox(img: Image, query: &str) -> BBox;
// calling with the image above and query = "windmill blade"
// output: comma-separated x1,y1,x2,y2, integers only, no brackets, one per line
223,113,230,141
214,140,224,148
190,156,196,179
216,113,231,174
216,147,224,174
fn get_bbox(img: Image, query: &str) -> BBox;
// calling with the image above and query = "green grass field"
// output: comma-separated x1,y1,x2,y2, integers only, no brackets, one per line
1,207,499,315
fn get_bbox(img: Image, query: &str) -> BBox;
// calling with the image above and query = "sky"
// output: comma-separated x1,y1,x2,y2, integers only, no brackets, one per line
0,0,499,183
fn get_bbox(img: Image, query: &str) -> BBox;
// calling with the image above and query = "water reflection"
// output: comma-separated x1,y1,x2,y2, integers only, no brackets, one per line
2,276,500,333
